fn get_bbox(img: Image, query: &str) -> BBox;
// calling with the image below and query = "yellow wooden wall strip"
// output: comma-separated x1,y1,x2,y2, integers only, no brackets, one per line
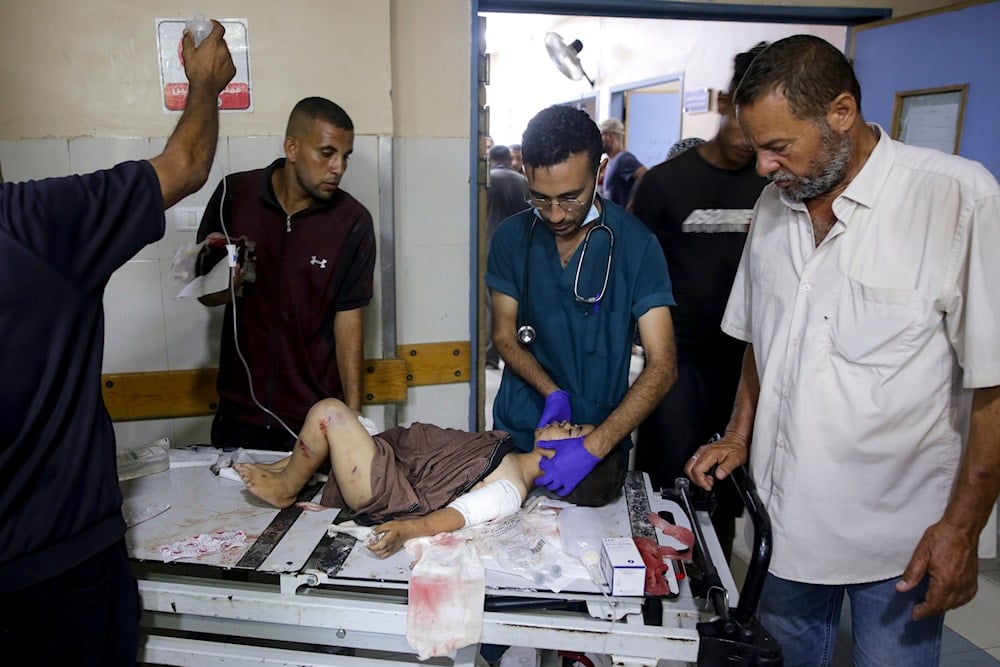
396,341,471,386
362,358,408,404
102,368,219,422
103,359,408,422
101,341,470,422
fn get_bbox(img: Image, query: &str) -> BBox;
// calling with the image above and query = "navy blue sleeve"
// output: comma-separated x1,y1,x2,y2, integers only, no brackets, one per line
0,161,164,290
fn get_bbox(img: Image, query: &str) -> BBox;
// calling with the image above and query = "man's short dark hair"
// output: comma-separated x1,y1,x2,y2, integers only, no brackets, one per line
488,144,512,166
734,35,862,122
521,105,603,172
286,96,354,137
729,42,769,94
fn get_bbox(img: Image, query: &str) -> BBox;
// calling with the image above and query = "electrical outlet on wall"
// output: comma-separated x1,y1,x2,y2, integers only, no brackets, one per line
173,207,203,232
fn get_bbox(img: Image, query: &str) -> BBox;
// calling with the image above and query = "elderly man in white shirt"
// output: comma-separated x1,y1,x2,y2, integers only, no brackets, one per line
685,35,1000,667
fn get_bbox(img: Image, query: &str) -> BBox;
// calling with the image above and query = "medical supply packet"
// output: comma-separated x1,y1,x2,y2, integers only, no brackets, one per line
600,537,646,596
117,438,170,481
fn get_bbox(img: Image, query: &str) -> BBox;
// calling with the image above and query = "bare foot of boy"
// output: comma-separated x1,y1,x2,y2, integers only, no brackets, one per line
255,455,291,473
233,462,299,508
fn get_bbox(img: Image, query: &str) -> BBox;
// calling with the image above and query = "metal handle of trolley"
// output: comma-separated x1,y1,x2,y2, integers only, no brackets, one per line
674,465,783,666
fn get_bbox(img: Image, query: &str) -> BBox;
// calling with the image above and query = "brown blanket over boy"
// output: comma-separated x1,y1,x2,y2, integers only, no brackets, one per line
320,423,513,525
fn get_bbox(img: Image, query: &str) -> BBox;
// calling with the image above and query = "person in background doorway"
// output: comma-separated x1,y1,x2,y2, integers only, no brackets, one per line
509,143,524,174
599,117,647,207
686,35,1000,665
198,97,376,451
0,22,235,665
487,105,677,506
632,43,769,562
485,144,530,369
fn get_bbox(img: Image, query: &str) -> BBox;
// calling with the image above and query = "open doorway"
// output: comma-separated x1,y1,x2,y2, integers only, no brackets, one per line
475,9,857,429
611,75,683,169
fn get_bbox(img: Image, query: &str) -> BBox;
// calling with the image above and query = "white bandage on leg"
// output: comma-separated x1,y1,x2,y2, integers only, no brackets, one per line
447,478,522,528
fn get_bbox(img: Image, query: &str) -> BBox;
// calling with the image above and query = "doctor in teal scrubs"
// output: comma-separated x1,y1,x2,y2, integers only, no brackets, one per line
486,105,678,506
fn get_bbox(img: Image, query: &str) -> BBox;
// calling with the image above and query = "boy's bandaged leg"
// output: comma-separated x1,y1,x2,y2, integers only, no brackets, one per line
405,534,485,660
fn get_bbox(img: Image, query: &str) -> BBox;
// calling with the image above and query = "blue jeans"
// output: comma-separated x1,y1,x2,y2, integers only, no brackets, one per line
759,572,943,667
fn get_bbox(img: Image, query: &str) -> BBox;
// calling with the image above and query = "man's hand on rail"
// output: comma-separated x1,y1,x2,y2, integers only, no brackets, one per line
684,434,748,492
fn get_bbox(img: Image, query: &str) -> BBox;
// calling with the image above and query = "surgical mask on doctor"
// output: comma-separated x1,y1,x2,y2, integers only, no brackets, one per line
528,165,603,226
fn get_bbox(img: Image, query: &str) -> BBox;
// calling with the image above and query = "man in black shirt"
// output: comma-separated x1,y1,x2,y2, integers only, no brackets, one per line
0,22,235,665
632,43,768,560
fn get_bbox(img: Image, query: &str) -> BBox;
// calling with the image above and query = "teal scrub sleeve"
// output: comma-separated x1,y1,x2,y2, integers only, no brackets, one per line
485,213,532,300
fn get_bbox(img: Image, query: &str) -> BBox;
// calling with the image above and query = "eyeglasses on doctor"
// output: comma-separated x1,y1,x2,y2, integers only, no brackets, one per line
525,194,589,213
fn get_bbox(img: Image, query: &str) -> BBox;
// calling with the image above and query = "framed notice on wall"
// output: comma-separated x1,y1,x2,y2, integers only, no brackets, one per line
156,18,252,113
891,84,968,154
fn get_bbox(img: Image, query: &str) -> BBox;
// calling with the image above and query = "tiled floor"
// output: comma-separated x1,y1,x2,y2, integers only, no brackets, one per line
484,364,1000,665
940,556,1000,665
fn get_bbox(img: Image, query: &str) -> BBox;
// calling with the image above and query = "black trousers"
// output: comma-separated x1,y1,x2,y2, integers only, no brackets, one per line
210,400,298,451
0,539,140,666
636,351,745,521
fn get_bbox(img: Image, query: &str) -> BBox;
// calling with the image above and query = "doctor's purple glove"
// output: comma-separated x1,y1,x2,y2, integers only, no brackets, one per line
537,390,572,428
535,436,601,496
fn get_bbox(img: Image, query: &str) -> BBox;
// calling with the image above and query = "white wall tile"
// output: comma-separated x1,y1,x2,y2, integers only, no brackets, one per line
103,260,168,373
339,134,386,358
68,137,150,172
159,258,224,371
399,384,471,430
0,139,72,181
343,134,380,216
392,137,473,352
396,243,470,343
394,137,471,249
226,135,283,175
113,419,175,451
170,415,215,447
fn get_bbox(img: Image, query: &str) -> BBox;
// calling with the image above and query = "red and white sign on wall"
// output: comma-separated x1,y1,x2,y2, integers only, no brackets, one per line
156,18,252,113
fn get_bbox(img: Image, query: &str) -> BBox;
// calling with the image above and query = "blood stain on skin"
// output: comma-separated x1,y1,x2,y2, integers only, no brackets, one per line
298,440,311,458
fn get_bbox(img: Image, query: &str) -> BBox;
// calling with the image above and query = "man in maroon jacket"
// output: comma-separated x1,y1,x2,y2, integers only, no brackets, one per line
198,97,376,451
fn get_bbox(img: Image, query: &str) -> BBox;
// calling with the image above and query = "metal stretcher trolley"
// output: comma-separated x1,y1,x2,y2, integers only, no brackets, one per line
124,463,780,666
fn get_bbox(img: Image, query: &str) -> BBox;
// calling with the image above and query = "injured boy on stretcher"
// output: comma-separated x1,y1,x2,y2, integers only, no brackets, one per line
234,398,613,558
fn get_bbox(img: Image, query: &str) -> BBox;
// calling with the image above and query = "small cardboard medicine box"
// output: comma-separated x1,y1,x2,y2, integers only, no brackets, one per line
600,537,646,596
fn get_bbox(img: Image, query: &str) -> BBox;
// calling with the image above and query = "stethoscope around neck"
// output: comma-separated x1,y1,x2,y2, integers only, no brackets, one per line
516,207,615,345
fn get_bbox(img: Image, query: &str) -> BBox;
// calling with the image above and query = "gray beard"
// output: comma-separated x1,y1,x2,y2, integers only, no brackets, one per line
770,127,852,202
